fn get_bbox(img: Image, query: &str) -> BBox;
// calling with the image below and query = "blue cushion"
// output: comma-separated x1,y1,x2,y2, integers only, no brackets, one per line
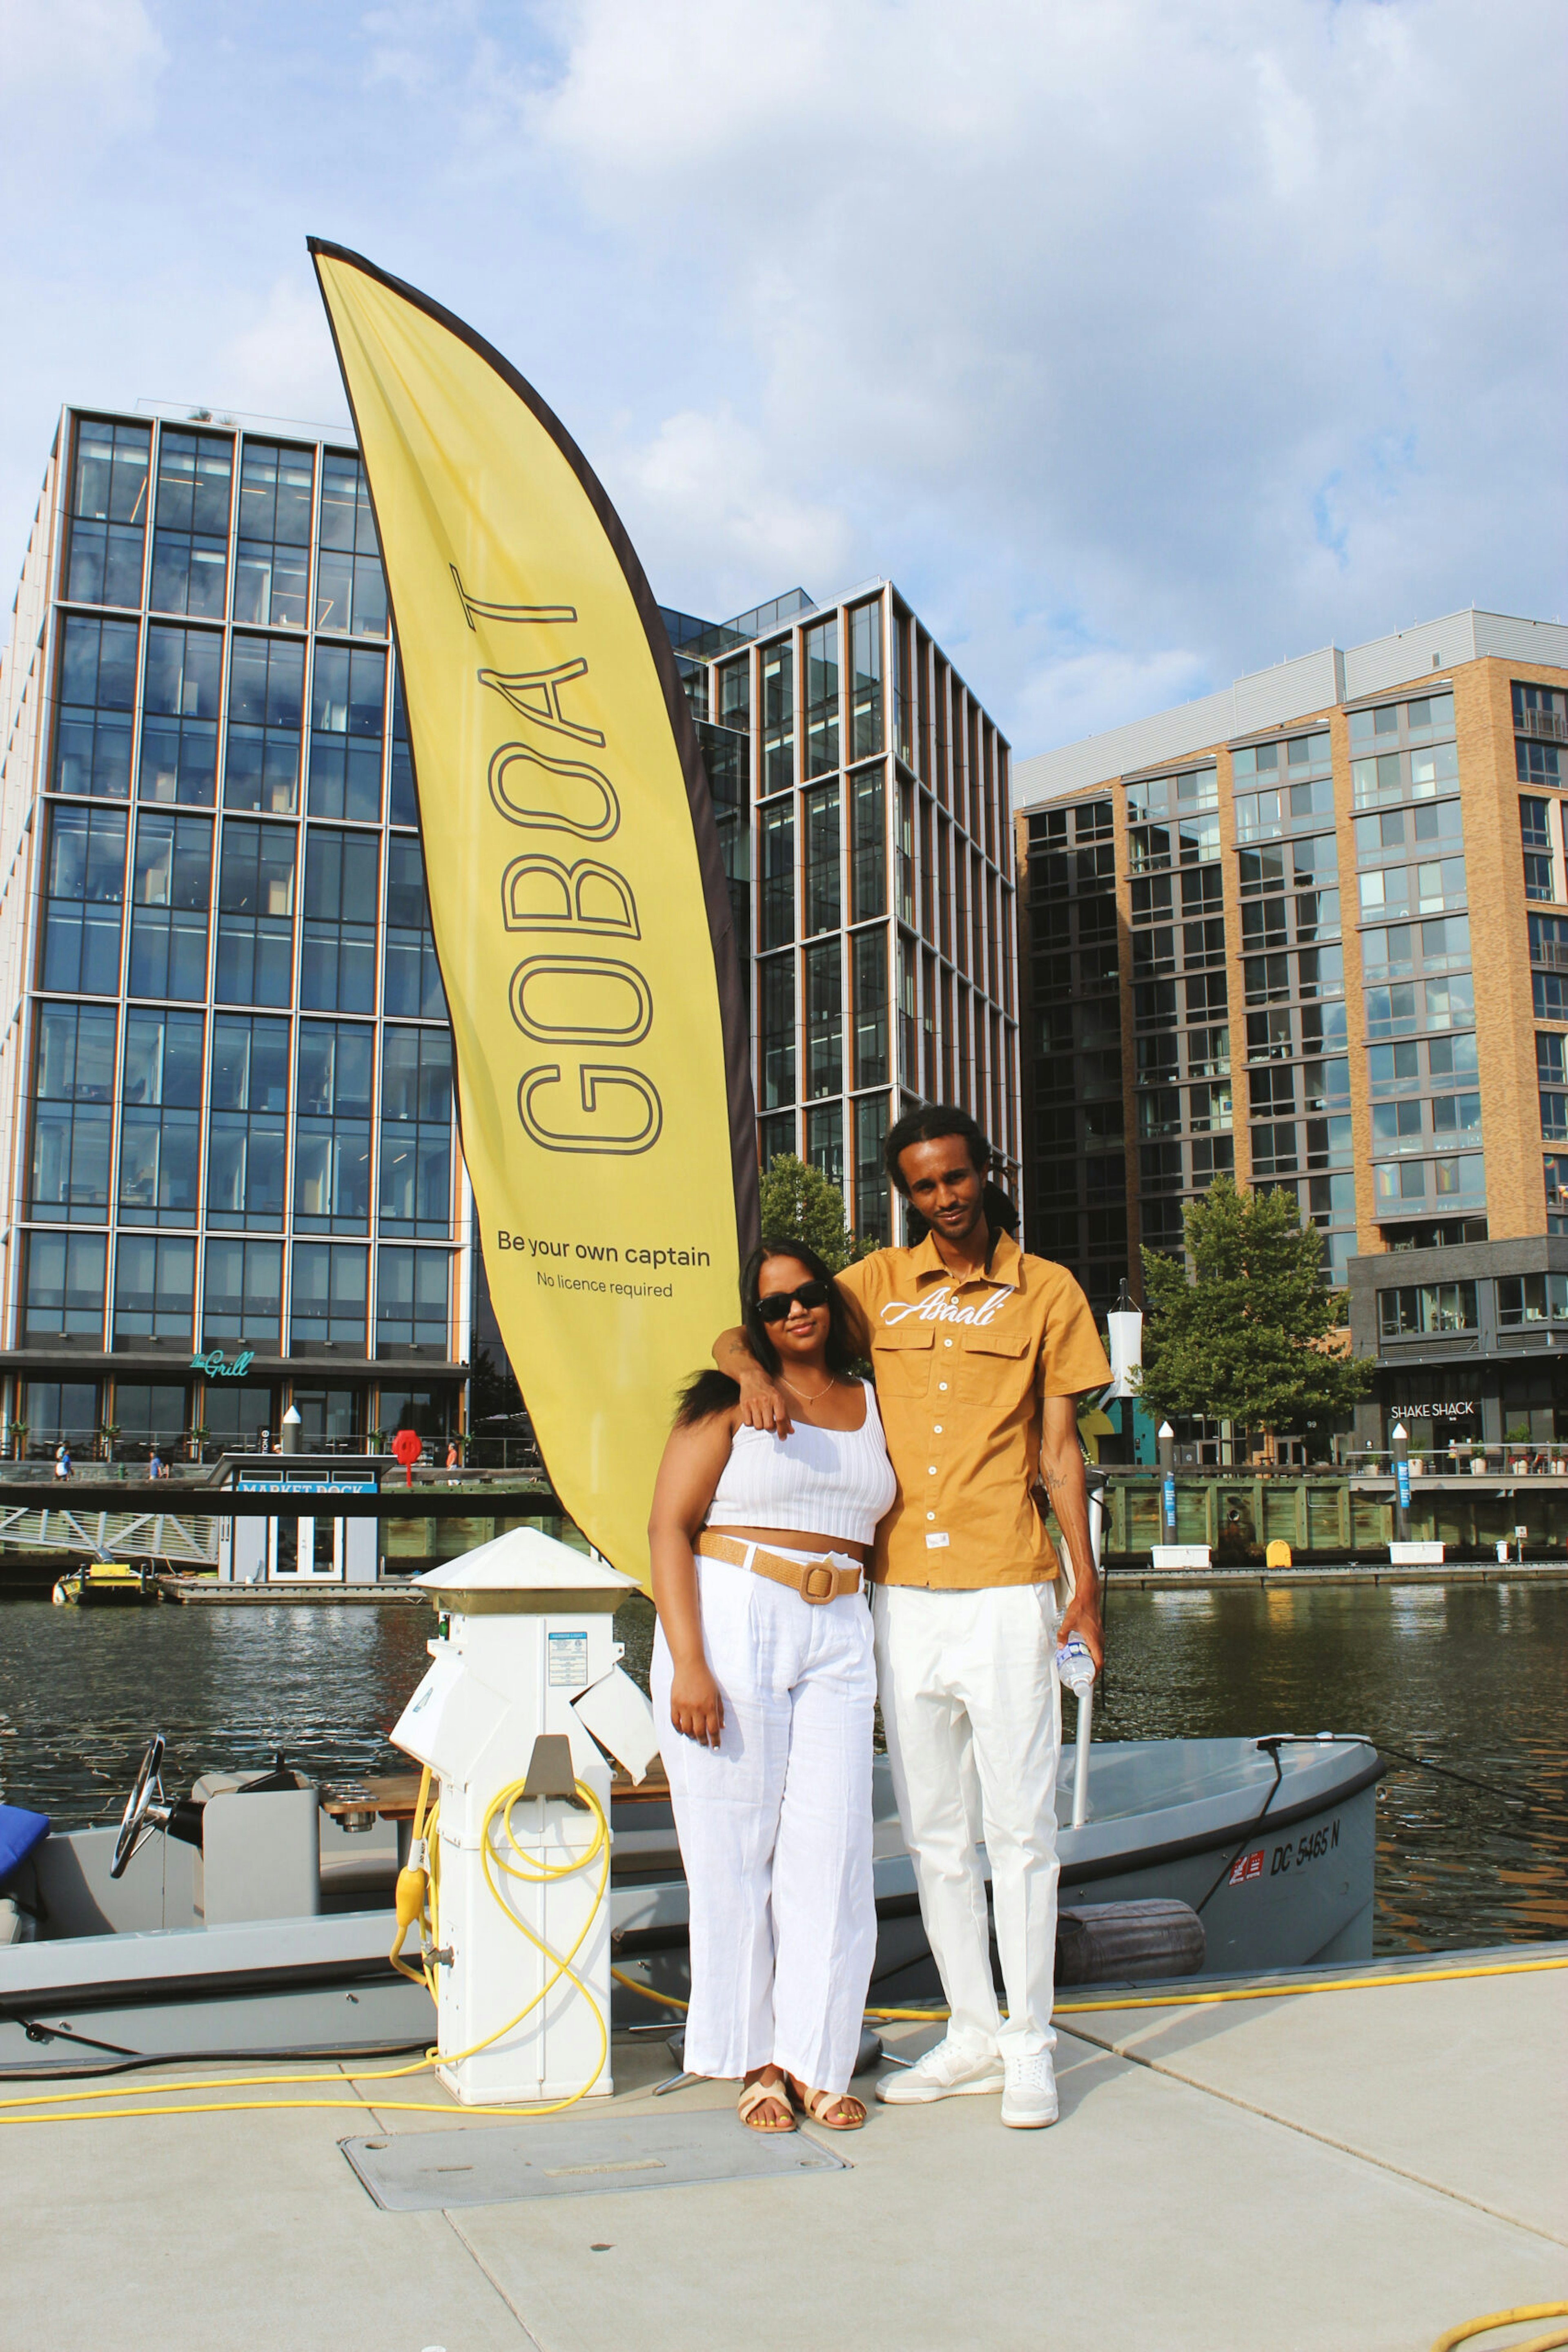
0,1805,50,1889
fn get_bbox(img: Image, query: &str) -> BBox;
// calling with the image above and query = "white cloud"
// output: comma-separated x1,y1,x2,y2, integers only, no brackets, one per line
517,0,1568,749
210,277,351,434
605,407,851,623
0,0,162,132
0,0,1561,748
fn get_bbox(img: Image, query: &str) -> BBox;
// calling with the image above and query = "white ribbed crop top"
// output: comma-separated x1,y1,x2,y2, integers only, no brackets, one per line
706,1380,898,1546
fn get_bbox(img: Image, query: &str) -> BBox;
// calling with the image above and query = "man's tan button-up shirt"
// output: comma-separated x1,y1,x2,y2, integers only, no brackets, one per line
834,1231,1111,1590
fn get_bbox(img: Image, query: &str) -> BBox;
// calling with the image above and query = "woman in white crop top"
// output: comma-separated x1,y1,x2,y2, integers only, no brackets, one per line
648,1239,897,2136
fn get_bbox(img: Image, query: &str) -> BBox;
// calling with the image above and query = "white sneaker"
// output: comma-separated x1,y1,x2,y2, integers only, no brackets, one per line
875,2038,1005,2105
1000,2051,1058,2129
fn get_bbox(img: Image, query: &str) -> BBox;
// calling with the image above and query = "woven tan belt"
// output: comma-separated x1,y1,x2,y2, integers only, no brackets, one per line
695,1531,862,1604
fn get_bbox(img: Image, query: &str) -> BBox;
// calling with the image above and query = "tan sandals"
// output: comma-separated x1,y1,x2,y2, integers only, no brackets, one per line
791,2084,866,2131
737,2072,867,2132
738,2074,795,2132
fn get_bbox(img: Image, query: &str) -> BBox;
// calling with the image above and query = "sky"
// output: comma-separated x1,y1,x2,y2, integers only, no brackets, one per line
1,0,1564,759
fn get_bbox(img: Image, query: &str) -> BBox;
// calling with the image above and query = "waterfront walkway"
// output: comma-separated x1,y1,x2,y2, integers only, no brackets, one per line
3,1946,1562,2351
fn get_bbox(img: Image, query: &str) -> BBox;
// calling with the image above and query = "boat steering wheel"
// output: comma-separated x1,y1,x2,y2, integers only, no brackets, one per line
111,1733,172,1879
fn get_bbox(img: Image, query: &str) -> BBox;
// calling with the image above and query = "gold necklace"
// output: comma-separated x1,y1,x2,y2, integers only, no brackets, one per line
778,1369,837,1406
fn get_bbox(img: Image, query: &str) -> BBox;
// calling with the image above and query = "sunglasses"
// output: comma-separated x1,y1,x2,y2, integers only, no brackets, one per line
755,1279,831,1324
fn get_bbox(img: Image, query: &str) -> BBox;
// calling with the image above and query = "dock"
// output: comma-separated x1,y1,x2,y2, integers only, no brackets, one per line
4,1944,1562,2351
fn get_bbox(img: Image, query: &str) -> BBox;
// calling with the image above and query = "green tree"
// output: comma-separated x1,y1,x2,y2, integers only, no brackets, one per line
758,1153,878,1274
1138,1177,1370,1435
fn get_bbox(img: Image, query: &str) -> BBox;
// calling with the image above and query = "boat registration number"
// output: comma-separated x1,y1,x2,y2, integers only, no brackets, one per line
1270,1818,1340,1877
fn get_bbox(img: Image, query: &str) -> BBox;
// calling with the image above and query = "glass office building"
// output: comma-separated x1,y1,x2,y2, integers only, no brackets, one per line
0,410,1020,1460
664,582,1019,1243
1012,608,1568,1454
0,405,466,1456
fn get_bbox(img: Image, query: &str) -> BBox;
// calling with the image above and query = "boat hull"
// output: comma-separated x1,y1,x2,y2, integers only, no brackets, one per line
0,1737,1378,2066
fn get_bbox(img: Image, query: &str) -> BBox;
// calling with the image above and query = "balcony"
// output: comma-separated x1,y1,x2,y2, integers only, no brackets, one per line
1517,709,1568,744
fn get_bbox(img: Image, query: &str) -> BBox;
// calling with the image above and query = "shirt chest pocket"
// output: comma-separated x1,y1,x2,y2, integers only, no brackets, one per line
872,1323,935,1398
956,1326,1032,1400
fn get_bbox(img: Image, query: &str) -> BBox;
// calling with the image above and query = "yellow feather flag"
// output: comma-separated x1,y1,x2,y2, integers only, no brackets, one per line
311,242,757,1585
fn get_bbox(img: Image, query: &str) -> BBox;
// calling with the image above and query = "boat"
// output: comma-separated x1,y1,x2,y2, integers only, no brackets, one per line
49,1561,160,1608
0,1726,1378,2071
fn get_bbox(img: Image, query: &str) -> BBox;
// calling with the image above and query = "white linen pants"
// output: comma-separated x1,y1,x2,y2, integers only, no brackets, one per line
653,1551,877,2093
873,1580,1062,2060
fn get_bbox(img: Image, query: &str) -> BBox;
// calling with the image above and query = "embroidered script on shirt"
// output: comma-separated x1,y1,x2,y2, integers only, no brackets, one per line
878,1283,1016,1329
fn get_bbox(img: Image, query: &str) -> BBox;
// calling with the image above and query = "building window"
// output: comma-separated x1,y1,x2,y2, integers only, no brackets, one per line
216,820,296,1005
757,1110,794,1168
1497,1272,1568,1325
891,610,913,771
23,1233,106,1345
802,618,839,780
65,418,150,608
376,1247,448,1354
118,1008,203,1224
803,780,841,936
1377,1281,1478,1339
759,952,795,1110
234,440,313,629
207,1014,289,1229
203,1237,283,1348
301,828,379,1013
41,805,126,993
384,838,445,1019
896,935,918,1089
225,635,305,813
291,1242,368,1351
806,1102,844,1191
29,1003,115,1221
308,644,385,822
760,639,794,796
149,430,232,620
849,763,886,923
1517,739,1562,788
389,669,417,827
804,939,842,1100
852,927,889,1091
315,452,387,637
759,799,794,951
53,615,138,799
294,1021,373,1232
136,624,221,804
378,1027,452,1236
114,1386,188,1448
128,812,211,999
849,602,882,761
113,1234,196,1347
854,1092,891,1244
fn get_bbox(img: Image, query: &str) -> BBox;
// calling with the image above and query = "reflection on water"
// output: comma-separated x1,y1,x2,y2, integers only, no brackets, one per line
1,1580,1562,1957
1097,1578,1567,1955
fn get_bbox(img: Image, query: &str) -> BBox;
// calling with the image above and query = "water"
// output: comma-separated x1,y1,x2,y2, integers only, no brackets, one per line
2,1581,1562,1955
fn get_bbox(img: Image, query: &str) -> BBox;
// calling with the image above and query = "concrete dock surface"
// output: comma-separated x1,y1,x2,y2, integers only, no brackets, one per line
4,1946,1564,2352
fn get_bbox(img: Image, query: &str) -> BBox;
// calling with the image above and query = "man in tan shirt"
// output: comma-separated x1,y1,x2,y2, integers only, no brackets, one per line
719,1104,1109,2129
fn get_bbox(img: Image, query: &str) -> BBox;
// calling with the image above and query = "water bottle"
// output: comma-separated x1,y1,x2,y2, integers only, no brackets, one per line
1055,1634,1096,1696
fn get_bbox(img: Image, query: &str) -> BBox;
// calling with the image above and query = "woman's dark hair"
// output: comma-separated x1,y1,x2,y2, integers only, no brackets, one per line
884,1102,1020,1244
674,1236,856,1427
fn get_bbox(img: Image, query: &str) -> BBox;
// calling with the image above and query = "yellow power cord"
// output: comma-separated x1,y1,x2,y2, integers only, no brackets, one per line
606,1951,1568,2027
0,1769,611,2129
1432,2307,1568,2352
